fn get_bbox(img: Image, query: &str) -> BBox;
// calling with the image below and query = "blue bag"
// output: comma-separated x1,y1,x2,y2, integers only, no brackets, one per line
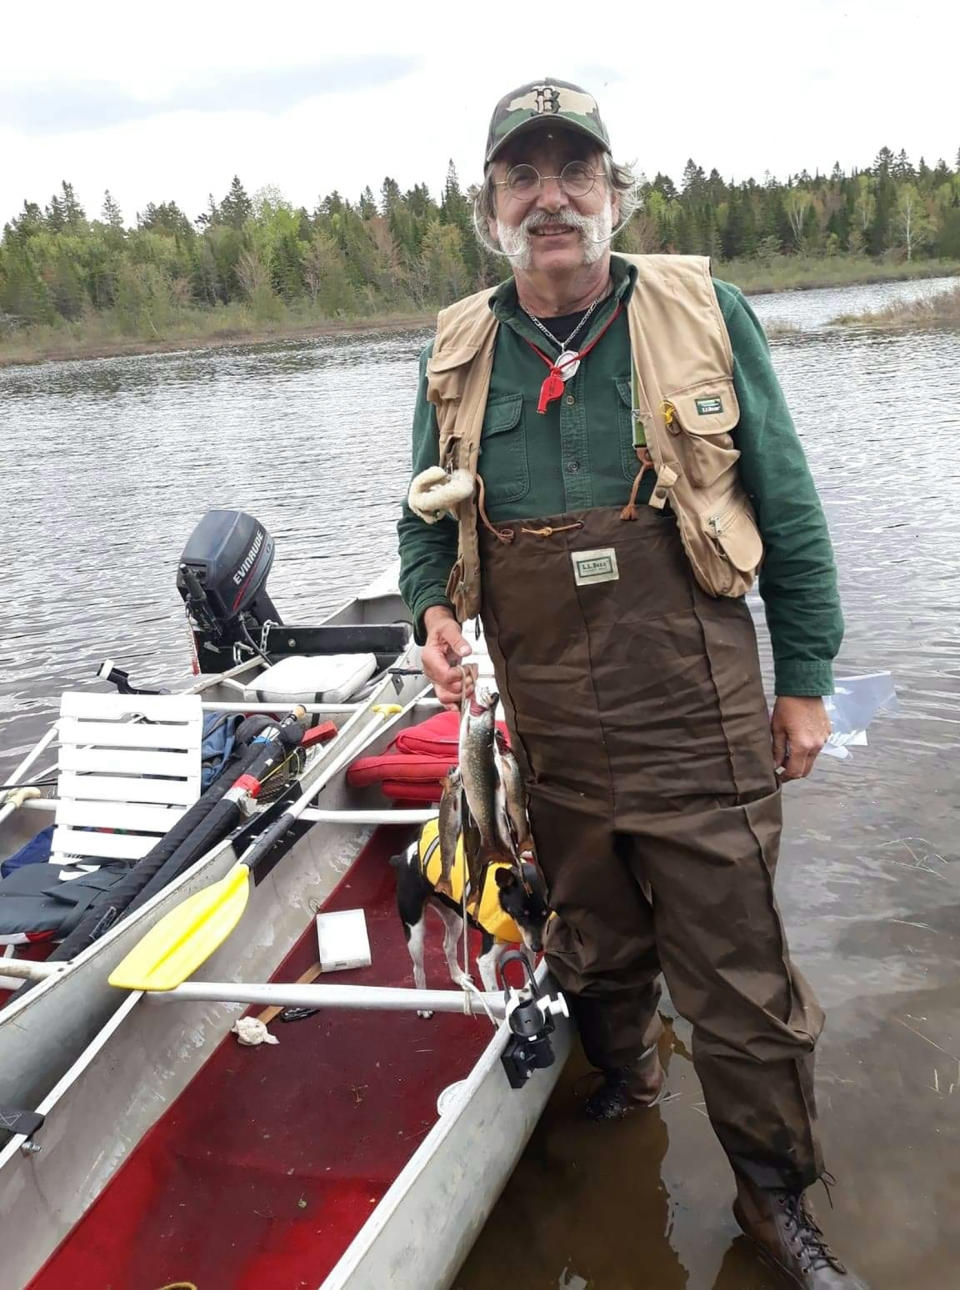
201,713,240,790
1,825,54,879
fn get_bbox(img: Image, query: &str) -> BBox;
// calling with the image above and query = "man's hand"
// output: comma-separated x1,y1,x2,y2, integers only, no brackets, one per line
421,606,475,708
771,696,831,781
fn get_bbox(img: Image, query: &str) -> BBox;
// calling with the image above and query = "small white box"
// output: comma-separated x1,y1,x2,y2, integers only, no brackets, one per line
316,908,371,973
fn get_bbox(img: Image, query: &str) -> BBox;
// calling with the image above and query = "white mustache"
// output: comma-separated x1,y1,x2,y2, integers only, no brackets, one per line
522,210,590,235
496,205,614,263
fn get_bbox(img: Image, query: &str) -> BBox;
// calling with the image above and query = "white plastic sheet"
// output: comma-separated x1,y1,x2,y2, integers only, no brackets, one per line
820,672,899,760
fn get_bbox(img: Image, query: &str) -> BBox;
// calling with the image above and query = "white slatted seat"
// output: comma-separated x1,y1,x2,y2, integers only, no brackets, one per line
52,693,203,875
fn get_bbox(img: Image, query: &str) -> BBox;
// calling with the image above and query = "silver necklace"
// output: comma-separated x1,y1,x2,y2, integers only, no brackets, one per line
521,292,605,383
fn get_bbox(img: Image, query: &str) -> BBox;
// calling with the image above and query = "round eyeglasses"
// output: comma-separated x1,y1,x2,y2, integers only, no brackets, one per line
495,160,599,199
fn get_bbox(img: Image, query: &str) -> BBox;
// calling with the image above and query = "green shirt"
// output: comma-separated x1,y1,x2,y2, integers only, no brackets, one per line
397,255,843,697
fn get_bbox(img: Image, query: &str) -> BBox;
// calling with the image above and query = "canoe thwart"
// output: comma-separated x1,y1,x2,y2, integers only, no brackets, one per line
261,623,412,660
147,979,510,1019
299,808,439,824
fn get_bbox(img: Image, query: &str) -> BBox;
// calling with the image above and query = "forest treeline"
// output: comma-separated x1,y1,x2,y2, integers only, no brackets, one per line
2,146,960,336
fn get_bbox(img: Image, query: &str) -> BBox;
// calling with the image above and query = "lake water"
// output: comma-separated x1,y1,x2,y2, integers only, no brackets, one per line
2,274,959,1288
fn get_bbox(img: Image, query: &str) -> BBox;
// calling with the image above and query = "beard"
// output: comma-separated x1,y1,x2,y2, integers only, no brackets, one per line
496,203,614,269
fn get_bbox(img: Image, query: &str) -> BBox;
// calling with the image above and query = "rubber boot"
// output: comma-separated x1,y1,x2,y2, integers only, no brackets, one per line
583,1045,665,1121
734,1175,870,1288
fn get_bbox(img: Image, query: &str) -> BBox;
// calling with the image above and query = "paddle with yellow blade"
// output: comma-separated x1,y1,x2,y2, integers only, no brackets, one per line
108,702,403,992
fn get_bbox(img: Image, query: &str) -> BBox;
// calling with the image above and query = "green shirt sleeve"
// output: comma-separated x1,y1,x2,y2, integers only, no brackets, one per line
397,341,459,644
715,280,844,696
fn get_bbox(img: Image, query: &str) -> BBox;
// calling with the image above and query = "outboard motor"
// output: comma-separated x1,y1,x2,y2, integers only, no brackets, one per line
177,510,282,672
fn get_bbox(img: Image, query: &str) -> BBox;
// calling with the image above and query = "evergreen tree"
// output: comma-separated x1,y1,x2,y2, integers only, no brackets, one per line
138,202,193,238
6,202,44,246
102,191,124,230
869,159,897,255
219,176,252,230
380,177,401,216
892,149,914,181
54,180,85,230
681,159,706,196
651,173,678,201
0,244,55,323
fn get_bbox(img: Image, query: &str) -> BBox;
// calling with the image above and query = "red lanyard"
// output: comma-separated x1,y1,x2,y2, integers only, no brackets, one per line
522,302,623,414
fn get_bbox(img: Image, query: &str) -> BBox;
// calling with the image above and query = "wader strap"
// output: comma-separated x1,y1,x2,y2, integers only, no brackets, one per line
476,473,515,545
620,447,654,522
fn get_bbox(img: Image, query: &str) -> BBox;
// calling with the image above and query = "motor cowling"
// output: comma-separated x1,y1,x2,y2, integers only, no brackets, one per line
177,510,282,671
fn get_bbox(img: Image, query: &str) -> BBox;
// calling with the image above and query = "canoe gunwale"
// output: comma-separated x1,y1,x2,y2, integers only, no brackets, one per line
320,960,572,1290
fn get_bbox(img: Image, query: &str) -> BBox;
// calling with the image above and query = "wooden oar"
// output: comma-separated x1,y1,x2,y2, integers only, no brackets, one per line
108,703,404,992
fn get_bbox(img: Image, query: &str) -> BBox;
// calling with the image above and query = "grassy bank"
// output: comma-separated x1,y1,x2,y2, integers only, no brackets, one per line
0,302,436,368
831,281,960,327
719,256,960,295
2,257,959,368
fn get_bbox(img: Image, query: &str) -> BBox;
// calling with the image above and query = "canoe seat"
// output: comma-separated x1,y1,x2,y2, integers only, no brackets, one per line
51,692,204,876
346,710,511,804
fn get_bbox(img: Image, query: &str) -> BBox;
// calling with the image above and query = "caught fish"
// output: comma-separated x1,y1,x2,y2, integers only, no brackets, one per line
461,818,483,906
436,766,462,897
495,740,532,856
459,686,508,897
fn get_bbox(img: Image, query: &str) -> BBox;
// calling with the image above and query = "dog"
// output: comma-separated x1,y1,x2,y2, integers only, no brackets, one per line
391,821,550,1005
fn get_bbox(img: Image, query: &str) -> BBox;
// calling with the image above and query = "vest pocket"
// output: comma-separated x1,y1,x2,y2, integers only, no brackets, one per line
616,379,647,480
426,343,481,403
478,393,529,506
663,378,741,488
693,493,764,596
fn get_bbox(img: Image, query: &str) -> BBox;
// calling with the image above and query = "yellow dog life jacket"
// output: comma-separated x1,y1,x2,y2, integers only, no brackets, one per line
418,817,522,944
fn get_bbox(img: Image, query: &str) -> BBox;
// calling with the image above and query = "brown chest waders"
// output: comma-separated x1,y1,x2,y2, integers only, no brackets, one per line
479,505,824,1192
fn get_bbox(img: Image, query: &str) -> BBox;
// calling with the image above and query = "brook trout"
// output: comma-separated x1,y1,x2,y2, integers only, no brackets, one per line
437,767,462,896
495,741,531,856
459,686,508,896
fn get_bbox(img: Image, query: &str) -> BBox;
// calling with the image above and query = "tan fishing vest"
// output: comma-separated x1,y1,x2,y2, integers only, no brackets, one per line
425,253,763,622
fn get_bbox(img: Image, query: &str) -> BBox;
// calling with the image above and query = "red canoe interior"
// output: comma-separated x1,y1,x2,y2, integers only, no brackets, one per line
29,828,493,1290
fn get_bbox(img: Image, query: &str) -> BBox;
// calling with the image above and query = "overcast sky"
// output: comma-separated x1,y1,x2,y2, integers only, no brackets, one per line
1,0,956,228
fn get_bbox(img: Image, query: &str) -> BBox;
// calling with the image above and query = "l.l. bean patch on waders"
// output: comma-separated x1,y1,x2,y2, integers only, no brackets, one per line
572,548,620,586
695,395,724,415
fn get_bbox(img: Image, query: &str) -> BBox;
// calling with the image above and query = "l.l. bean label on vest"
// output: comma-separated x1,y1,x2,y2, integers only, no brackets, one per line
695,395,724,416
572,548,619,586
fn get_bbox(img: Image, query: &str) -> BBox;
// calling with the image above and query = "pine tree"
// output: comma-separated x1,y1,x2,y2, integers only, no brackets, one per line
681,159,706,196
651,173,678,201
48,181,86,231
6,202,44,246
219,176,252,230
892,149,914,181
102,190,124,230
0,245,55,323
380,177,401,216
721,189,747,259
138,202,193,238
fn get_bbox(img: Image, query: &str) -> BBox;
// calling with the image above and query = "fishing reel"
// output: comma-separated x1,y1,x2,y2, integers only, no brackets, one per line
499,950,569,1090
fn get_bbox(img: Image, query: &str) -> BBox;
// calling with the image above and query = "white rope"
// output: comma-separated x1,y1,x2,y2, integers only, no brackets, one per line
459,977,500,1028
458,663,473,985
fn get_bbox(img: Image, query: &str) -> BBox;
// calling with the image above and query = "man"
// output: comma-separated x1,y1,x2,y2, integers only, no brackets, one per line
397,79,866,1289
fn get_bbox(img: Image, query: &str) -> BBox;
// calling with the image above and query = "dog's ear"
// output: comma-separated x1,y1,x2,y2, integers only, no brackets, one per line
494,866,518,891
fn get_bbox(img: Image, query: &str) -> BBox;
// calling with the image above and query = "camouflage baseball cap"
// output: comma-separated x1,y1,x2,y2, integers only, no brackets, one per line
485,79,610,166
